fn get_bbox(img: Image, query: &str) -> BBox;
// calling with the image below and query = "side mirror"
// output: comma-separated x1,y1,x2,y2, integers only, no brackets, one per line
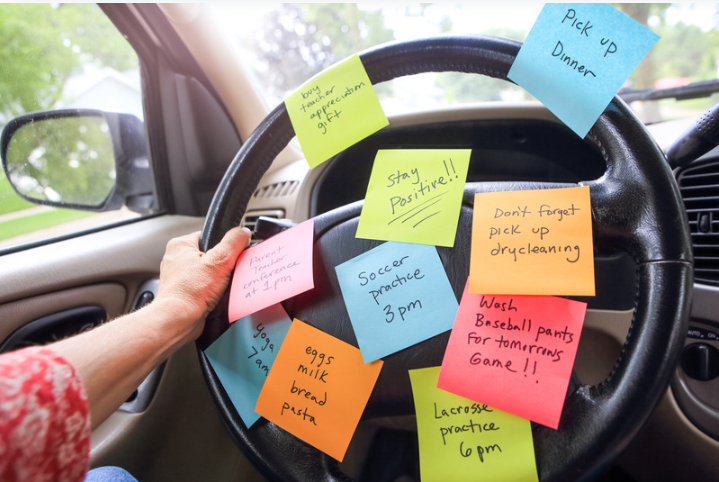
1,109,154,213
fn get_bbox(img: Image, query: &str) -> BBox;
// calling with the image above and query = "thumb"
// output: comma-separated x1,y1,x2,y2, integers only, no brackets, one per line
205,227,252,271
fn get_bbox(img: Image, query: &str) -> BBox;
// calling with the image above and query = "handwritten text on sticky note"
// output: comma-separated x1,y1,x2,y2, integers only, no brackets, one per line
410,367,538,482
507,3,659,138
204,304,292,427
285,55,389,168
438,283,586,429
470,185,594,296
228,219,315,322
335,242,458,363
356,149,471,247
255,320,383,461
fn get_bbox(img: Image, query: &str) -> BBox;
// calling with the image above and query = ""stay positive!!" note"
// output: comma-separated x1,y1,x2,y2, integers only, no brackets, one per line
255,320,383,461
356,149,471,247
470,185,594,296
438,283,587,429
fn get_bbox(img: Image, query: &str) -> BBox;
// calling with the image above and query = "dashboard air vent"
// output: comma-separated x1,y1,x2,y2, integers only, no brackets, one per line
241,209,285,241
676,159,719,286
253,181,299,199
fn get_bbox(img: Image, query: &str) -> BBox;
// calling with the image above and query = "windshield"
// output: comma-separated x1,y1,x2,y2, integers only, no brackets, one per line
211,3,719,124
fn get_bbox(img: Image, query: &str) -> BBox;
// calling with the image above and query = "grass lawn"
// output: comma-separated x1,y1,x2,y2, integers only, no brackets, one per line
0,174,34,215
0,208,95,241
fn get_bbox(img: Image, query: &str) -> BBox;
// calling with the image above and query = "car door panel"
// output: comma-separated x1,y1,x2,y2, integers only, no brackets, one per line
0,215,269,481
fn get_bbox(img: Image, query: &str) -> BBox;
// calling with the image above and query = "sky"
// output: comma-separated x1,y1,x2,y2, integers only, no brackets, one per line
211,2,719,40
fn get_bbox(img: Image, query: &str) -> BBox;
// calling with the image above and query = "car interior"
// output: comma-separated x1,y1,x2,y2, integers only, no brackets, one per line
1,3,718,481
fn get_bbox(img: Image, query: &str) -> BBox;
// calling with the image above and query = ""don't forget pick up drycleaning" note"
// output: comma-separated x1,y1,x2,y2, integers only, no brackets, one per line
470,185,594,296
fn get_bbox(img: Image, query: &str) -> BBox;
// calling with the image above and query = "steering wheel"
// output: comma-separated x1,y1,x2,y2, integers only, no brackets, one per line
197,36,693,482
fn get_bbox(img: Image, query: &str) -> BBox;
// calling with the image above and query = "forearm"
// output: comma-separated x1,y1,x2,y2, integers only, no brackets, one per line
51,299,191,429
51,227,250,429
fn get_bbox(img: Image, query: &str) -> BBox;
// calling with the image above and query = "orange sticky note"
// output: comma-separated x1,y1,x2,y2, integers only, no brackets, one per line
255,320,383,461
470,185,594,296
228,219,315,322
438,282,586,429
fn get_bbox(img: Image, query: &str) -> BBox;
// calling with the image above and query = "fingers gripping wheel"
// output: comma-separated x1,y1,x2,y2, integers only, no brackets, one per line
197,36,693,482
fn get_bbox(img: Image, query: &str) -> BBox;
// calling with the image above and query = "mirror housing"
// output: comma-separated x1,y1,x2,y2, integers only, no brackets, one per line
1,108,154,213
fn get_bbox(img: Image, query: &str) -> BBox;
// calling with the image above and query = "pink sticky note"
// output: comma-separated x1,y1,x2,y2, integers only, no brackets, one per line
438,281,586,429
228,219,315,322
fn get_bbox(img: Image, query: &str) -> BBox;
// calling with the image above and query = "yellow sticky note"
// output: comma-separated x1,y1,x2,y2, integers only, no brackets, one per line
255,319,383,461
409,367,539,482
470,186,594,295
356,149,471,247
285,55,389,168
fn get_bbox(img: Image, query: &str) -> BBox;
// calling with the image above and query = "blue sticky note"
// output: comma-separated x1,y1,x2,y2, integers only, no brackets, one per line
335,242,459,363
205,304,292,427
507,3,659,138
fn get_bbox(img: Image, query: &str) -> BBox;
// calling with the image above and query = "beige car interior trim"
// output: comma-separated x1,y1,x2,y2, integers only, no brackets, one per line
0,215,203,306
156,3,301,170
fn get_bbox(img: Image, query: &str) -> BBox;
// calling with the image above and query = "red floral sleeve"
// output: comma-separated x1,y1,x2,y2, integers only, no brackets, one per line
0,347,90,482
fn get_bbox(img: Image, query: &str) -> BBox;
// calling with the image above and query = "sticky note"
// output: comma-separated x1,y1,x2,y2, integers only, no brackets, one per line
335,242,459,363
507,3,659,138
356,149,471,247
285,55,389,168
410,367,538,482
255,319,383,461
228,219,315,322
470,185,594,296
438,283,587,429
204,304,292,427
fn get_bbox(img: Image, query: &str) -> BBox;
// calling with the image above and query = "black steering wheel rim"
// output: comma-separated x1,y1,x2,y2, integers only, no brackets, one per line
197,35,693,482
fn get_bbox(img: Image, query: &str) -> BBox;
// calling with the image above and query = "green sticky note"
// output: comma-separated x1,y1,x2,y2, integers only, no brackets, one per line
356,149,471,247
285,55,389,168
409,367,539,482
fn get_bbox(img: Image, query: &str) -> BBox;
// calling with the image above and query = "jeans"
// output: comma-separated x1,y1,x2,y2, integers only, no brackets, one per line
84,466,138,482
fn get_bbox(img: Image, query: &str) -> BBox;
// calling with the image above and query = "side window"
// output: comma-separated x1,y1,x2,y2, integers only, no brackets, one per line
0,4,151,251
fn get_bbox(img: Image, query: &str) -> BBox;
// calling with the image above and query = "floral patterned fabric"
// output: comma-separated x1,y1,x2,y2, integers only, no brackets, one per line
0,347,90,481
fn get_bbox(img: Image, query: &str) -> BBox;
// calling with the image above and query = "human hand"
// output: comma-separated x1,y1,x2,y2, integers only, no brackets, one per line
155,227,251,343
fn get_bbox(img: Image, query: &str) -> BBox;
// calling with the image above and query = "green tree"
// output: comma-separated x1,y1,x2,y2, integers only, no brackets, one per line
244,4,395,102
0,3,137,123
653,21,719,81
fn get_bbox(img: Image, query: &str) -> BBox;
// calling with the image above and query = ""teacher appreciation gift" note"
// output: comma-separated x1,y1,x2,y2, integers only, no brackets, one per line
255,320,383,461
356,149,471,247
285,55,389,168
470,185,594,296
438,283,587,429
410,367,539,482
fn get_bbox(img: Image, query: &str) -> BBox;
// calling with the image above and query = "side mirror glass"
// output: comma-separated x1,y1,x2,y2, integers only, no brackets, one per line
1,109,153,212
